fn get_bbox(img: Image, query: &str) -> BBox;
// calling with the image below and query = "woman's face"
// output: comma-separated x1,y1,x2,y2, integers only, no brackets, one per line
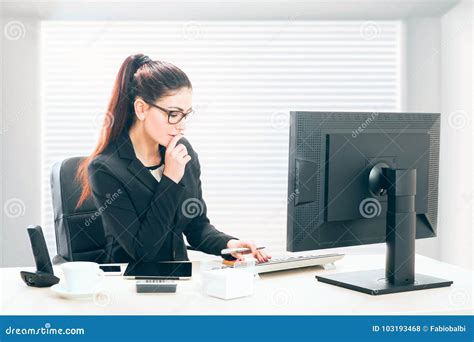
138,87,193,147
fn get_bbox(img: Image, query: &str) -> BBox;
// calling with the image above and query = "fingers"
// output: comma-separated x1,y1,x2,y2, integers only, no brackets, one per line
166,133,184,151
170,144,191,164
231,252,245,262
241,241,265,263
227,240,271,263
249,244,272,263
174,144,187,154
175,148,188,159
254,250,267,263
162,135,190,184
258,249,271,262
175,150,191,165
248,244,260,261
171,144,187,156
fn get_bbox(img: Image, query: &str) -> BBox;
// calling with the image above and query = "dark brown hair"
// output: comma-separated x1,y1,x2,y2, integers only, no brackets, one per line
76,54,192,208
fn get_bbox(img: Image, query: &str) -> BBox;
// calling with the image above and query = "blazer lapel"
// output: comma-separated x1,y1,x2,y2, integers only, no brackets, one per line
116,132,159,193
127,159,158,193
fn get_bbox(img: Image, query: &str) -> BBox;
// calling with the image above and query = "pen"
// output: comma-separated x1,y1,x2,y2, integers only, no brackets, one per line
220,246,266,255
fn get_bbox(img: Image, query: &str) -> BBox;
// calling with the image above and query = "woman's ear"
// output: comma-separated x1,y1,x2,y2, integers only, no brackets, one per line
134,98,147,121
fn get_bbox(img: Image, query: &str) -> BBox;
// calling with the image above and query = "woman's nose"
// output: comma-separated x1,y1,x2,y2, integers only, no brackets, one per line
176,119,186,131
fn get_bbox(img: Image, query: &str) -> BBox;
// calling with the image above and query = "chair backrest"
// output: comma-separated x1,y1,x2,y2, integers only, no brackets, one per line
50,157,107,263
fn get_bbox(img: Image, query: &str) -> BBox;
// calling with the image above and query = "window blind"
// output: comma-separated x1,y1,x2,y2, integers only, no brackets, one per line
41,20,401,257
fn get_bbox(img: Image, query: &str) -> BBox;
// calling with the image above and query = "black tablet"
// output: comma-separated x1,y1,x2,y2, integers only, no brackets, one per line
123,261,192,279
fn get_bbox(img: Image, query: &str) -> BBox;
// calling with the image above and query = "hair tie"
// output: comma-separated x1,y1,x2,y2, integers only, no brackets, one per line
133,55,152,70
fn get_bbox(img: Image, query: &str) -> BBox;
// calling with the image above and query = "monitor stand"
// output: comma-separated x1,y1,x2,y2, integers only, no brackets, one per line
316,167,453,295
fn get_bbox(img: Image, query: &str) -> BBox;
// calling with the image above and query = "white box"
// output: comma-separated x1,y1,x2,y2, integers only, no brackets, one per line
202,267,254,300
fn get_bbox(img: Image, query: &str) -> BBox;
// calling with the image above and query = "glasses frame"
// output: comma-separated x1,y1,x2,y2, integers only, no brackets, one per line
145,101,194,125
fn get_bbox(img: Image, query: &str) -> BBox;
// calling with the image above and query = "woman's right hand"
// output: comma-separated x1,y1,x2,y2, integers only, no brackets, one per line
163,134,192,184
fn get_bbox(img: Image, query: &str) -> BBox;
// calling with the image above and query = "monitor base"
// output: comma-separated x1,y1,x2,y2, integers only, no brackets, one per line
316,269,453,295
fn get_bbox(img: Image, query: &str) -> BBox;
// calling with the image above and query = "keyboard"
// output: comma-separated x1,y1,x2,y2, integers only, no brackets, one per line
255,253,344,274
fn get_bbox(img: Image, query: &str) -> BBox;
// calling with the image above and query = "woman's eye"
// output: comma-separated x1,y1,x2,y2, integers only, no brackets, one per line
169,112,180,118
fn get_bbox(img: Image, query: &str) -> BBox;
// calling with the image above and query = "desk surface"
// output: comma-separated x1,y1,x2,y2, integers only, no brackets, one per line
1,253,472,315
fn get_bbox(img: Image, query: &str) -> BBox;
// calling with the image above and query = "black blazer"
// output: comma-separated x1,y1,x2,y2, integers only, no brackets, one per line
88,132,236,263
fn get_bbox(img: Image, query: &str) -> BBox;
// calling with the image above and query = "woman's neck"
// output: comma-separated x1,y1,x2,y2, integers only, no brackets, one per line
128,124,161,166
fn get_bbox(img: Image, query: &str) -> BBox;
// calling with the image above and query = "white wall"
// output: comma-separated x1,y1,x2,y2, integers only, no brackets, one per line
438,0,473,270
404,3,473,270
404,17,443,260
1,17,42,267
0,15,3,268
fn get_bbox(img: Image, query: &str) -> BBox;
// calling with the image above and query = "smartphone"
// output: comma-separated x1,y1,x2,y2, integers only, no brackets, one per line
123,261,192,280
99,264,122,276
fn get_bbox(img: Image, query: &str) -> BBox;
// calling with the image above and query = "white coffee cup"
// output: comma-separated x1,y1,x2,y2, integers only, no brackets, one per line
61,262,104,293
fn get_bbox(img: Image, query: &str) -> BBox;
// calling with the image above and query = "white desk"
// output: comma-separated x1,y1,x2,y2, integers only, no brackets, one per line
1,253,472,315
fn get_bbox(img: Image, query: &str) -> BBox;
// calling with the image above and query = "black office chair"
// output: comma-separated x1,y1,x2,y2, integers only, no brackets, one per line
50,157,108,265
50,157,197,265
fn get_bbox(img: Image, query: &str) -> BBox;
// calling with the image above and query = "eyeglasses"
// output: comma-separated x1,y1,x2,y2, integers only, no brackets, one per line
146,102,194,125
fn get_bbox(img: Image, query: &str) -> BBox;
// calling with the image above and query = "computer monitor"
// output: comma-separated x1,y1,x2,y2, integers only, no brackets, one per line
287,111,452,295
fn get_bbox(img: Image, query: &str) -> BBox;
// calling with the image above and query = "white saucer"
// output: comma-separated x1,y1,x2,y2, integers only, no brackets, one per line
51,283,95,300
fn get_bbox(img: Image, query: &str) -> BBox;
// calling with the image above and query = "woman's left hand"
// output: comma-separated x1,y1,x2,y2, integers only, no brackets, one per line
226,239,271,263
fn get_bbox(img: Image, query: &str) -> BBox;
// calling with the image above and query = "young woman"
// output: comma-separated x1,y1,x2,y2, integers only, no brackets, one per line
76,54,271,264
